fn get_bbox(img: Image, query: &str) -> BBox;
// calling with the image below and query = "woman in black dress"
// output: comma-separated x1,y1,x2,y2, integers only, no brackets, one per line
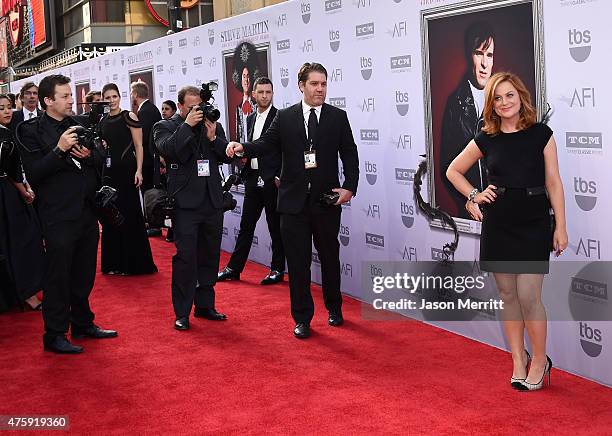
447,73,568,391
0,94,45,312
99,84,157,275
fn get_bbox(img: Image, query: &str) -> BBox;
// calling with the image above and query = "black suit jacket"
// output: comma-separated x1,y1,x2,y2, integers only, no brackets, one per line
10,108,43,131
16,113,103,226
137,100,162,163
240,106,280,188
153,113,232,210
244,102,359,214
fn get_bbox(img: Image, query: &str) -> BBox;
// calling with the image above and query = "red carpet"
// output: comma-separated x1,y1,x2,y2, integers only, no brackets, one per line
1,234,610,434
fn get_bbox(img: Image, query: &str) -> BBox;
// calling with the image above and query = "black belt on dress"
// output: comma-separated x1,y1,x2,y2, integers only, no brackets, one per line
493,186,546,197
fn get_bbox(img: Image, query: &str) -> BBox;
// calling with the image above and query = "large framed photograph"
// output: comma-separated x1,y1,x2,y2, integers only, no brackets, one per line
129,69,155,111
421,0,545,234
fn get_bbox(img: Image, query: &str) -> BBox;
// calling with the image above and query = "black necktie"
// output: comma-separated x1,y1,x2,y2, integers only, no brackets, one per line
308,108,318,145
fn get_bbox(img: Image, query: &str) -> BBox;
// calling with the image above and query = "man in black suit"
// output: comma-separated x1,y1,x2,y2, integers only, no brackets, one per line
10,82,42,130
17,74,117,354
218,77,285,285
227,63,359,339
131,81,163,236
153,85,233,331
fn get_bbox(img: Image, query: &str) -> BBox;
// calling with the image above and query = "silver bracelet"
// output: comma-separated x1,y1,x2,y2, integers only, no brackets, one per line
468,188,479,203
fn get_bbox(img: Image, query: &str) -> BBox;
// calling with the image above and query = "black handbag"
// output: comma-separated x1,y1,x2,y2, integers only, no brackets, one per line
144,187,172,227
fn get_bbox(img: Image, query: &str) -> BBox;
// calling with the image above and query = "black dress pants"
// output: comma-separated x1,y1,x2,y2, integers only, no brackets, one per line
41,207,98,339
228,180,285,273
280,201,342,324
172,204,223,318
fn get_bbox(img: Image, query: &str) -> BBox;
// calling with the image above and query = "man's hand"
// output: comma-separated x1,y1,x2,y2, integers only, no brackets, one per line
185,106,204,127
134,171,143,188
226,141,244,157
70,143,91,159
204,119,217,141
332,188,352,205
57,126,78,152
274,176,280,188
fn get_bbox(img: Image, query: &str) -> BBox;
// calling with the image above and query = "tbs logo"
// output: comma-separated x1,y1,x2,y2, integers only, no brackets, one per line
339,224,350,246
329,29,341,52
280,67,290,87
569,29,591,62
365,161,377,185
360,57,372,80
208,29,215,45
400,201,414,228
395,91,409,116
579,322,602,357
301,2,311,24
574,177,597,211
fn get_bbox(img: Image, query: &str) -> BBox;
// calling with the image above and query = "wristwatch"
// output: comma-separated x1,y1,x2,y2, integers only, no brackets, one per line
468,188,479,203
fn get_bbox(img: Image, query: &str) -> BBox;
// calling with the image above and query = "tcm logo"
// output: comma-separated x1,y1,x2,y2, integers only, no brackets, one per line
360,129,379,144
156,65,164,73
301,39,314,53
193,57,203,66
301,2,311,24
329,29,341,52
168,40,173,54
390,55,412,71
230,205,242,216
395,91,409,116
330,68,343,82
365,233,385,248
341,262,352,277
579,322,602,357
339,224,350,246
360,57,373,80
179,38,187,48
567,88,595,107
432,247,453,262
400,201,414,228
169,84,177,93
566,132,602,154
363,204,381,219
222,227,228,237
569,29,591,62
329,97,346,109
365,161,377,185
571,277,607,301
208,29,215,45
574,177,597,211
252,236,258,246
181,60,188,75
277,39,291,52
325,0,342,13
575,238,601,259
395,134,412,150
277,13,287,28
112,74,118,81
400,246,417,261
356,22,375,38
395,168,415,184
280,67,289,87
359,97,375,112
391,20,408,38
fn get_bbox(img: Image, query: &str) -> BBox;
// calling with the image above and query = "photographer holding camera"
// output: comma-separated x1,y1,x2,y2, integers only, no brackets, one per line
153,84,233,331
16,74,117,354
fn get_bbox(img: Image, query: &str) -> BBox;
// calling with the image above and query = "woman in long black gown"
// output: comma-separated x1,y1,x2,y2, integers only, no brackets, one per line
0,94,45,312
99,84,157,275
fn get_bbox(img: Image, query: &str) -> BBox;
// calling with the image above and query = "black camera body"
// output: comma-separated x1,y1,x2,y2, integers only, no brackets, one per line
197,82,221,122
73,125,100,150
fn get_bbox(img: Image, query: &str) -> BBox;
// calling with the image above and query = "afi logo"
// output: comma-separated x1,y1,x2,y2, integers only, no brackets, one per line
395,91,409,116
574,177,597,211
341,262,352,277
356,0,372,7
579,322,602,357
396,134,412,149
568,29,591,62
570,88,595,107
365,204,381,219
331,68,343,82
400,246,417,261
400,201,414,228
576,238,601,259
360,98,375,112
339,224,350,246
277,13,287,27
391,21,408,38
329,29,341,52
365,161,377,185
301,39,314,52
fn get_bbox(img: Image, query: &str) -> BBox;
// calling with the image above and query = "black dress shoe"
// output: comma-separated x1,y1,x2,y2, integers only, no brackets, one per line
328,312,344,327
293,323,311,339
194,307,228,321
260,270,284,285
72,325,118,339
217,267,240,281
147,228,162,237
174,317,190,330
44,336,84,354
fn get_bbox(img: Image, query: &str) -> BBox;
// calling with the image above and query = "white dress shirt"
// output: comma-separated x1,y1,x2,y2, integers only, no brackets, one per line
250,105,272,170
23,108,38,120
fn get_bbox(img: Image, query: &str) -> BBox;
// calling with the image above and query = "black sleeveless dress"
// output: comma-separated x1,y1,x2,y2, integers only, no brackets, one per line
0,126,45,310
474,123,554,274
99,111,157,275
